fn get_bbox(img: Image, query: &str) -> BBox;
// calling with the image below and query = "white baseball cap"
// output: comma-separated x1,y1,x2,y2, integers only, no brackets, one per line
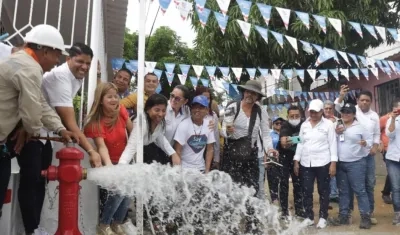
308,99,324,112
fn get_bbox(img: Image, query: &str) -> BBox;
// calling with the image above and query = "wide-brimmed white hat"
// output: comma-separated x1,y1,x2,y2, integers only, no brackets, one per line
238,80,265,97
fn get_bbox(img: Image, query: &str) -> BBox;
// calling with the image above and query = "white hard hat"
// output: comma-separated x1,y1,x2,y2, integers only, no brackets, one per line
24,24,68,55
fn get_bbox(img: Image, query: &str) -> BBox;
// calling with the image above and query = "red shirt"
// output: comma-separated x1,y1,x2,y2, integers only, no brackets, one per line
84,106,128,164
380,114,390,151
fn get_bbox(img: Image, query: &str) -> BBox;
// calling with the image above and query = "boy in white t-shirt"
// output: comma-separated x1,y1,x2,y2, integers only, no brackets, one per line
174,95,215,172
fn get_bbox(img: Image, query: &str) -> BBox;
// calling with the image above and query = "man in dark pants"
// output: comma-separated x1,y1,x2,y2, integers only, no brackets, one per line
278,105,305,219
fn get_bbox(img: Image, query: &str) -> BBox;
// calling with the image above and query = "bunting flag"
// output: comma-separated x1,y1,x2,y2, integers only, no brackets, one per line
129,60,138,72
255,25,268,44
275,7,291,30
312,44,323,54
285,35,298,53
270,31,284,48
195,0,206,12
270,69,281,80
300,40,313,54
307,69,317,81
348,54,359,67
358,56,368,67
164,63,176,74
200,78,209,87
296,69,305,82
387,28,398,41
363,24,378,40
312,14,327,33
196,8,211,28
214,12,229,34
370,67,378,79
111,58,125,72
350,68,360,80
375,26,386,40
145,61,157,73
315,48,335,66
360,68,369,80
237,0,252,22
124,62,135,74
328,18,342,37
156,84,162,94
329,69,339,80
349,21,363,38
295,11,310,29
246,68,257,80
219,67,230,78
205,66,217,80
216,0,230,16
178,74,186,85
179,64,190,76
231,67,243,80
325,48,339,62
159,0,172,14
337,51,351,66
236,20,252,41
166,72,175,85
192,65,204,78
283,69,293,79
256,3,272,26
153,69,163,80
258,68,269,78
178,1,192,20
318,69,328,80
190,76,199,88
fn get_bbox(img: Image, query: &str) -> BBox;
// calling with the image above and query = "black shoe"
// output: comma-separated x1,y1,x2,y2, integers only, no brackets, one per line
329,197,339,203
329,215,350,226
382,194,393,204
360,214,371,229
328,205,333,210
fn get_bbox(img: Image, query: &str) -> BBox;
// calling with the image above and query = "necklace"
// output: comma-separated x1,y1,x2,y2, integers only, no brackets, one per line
192,120,203,136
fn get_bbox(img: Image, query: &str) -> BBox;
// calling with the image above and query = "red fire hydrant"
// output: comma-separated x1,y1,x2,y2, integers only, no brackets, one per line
41,146,87,235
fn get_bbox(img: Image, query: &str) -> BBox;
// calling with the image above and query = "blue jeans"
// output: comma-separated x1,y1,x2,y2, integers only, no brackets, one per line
100,191,131,225
257,157,265,200
330,176,339,199
337,159,370,216
386,160,400,212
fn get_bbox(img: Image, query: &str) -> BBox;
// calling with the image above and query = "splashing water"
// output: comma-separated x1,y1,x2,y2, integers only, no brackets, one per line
87,163,305,234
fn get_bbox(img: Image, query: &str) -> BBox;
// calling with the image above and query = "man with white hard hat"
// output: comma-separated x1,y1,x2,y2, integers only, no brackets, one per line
0,24,78,235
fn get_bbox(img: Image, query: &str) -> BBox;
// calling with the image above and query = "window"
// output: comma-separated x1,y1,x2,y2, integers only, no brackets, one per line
376,79,400,115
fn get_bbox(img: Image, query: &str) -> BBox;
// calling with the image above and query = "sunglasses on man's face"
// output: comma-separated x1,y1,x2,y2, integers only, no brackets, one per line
274,122,282,125
170,93,183,102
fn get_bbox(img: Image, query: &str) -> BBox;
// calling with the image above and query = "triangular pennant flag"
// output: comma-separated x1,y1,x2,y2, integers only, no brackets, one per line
329,69,339,80
256,3,272,26
388,61,397,71
382,60,390,68
128,60,138,72
312,44,323,54
319,92,326,101
360,68,369,80
246,68,257,80
318,69,328,80
270,31,284,48
328,18,342,37
177,74,186,85
255,25,268,44
156,84,162,94
258,68,269,78
216,0,230,16
231,67,243,80
237,0,252,22
370,68,379,79
271,69,281,80
166,72,175,86
111,58,125,72
200,78,209,87
124,62,136,74
196,8,211,28
288,91,295,99
179,64,190,76
367,57,376,67
387,28,398,41
375,26,386,40
348,21,363,38
164,63,176,74
313,92,319,99
300,40,313,54
307,69,317,81
178,0,192,20
295,11,310,29
363,24,378,40
221,81,230,92
145,61,157,73
269,104,276,112
190,76,199,88
275,7,291,30
340,68,349,81
383,67,392,75
348,53,359,67
285,35,298,54
296,69,305,82
192,65,204,78
284,103,290,109
195,0,206,12
325,48,339,62
315,48,335,66
300,101,306,109
153,69,163,80
357,56,368,67
236,20,252,41
312,14,327,33
219,67,230,78
337,51,351,66
159,0,172,14
205,66,217,80
283,69,293,79
324,92,330,101
308,92,314,99
230,84,240,97
214,12,229,34
350,68,360,80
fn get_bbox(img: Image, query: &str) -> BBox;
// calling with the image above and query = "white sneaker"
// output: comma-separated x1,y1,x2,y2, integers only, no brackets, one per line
34,227,50,235
316,218,327,229
121,219,137,235
302,218,314,227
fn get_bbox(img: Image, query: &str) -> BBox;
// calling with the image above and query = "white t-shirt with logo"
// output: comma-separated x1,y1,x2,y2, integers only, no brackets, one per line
174,118,216,171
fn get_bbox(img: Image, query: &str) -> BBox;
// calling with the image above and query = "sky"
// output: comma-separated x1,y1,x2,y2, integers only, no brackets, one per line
125,0,197,48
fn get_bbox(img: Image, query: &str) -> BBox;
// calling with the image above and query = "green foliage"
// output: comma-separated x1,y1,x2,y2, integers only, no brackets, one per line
190,0,399,90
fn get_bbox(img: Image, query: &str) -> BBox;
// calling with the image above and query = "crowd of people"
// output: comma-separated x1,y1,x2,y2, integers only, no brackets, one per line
1,24,400,235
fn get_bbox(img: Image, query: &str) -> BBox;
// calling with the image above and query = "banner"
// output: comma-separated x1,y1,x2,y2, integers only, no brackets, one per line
295,11,310,29
214,12,229,34
276,7,291,30
349,21,363,38
196,8,211,28
312,14,327,33
237,20,252,41
237,0,252,22
255,25,268,44
256,3,272,26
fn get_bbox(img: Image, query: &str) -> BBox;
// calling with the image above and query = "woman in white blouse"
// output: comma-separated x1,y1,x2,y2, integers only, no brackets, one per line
119,94,180,165
293,99,337,229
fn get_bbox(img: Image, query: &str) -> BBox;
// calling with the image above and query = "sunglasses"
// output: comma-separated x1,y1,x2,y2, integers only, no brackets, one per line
170,93,183,102
274,122,282,125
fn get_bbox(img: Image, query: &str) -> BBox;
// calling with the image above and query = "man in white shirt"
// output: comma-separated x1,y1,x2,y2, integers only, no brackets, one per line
334,87,380,224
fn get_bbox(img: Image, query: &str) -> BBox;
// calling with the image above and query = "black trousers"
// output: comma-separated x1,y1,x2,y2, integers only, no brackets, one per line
382,152,392,196
144,143,170,165
0,152,11,216
266,164,280,202
301,163,331,220
279,155,304,217
16,140,53,233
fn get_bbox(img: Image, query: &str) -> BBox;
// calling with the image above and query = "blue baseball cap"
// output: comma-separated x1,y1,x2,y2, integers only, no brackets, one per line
272,116,284,123
192,95,209,107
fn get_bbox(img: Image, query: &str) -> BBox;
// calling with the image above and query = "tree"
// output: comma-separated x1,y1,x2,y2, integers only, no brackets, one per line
190,0,399,90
